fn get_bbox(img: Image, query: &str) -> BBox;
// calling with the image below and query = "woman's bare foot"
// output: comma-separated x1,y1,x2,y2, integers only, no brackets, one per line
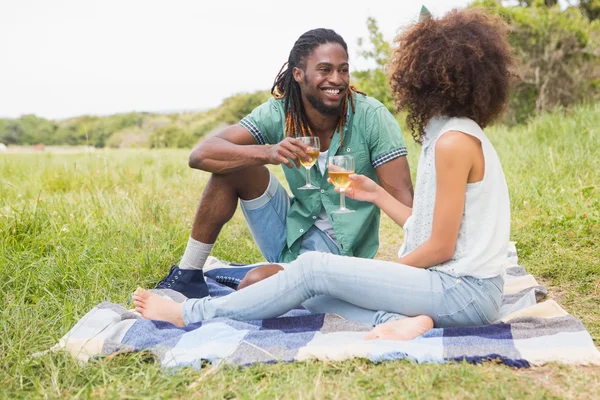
132,288,185,327
364,315,434,341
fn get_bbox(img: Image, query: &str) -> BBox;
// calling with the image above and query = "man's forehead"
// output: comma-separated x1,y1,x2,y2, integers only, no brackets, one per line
307,43,348,65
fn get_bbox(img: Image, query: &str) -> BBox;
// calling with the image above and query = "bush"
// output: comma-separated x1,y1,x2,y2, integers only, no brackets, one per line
352,4,600,124
149,126,196,149
106,127,151,148
0,115,57,145
217,91,271,125
474,0,600,123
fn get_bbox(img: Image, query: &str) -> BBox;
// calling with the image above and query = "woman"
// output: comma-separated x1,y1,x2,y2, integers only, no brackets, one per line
134,8,515,341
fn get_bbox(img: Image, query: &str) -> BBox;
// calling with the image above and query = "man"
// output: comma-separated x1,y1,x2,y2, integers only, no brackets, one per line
157,28,413,298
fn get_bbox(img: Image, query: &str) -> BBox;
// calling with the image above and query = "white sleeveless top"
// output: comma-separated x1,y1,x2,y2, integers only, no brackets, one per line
398,117,510,278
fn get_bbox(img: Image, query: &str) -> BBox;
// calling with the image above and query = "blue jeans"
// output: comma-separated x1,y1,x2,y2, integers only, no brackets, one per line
184,252,504,328
240,172,340,262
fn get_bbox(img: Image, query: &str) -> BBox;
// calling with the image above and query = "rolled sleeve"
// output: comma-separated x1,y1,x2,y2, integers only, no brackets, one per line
367,106,408,168
239,98,285,145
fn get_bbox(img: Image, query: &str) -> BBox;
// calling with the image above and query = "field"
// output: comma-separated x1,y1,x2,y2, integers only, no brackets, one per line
1,103,599,398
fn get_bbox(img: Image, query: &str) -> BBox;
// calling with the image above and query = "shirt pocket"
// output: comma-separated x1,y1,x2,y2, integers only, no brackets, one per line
337,144,369,174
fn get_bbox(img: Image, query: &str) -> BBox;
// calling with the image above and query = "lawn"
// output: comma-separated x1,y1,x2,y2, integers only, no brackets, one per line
1,103,599,398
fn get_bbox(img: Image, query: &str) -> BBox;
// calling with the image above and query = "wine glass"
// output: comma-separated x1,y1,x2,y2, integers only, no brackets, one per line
328,155,355,214
297,136,320,190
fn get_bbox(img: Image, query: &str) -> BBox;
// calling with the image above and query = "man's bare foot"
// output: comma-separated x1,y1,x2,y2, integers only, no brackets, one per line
364,315,434,341
132,288,185,327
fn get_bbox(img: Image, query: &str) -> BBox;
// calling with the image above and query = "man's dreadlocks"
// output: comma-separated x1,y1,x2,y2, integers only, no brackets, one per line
271,28,363,145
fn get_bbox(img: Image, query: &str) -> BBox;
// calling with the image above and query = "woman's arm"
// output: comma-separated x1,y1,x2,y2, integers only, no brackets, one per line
372,184,413,228
397,131,477,268
338,174,412,227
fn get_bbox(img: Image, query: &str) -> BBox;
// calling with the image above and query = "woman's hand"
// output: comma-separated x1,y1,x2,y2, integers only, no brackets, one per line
329,174,382,203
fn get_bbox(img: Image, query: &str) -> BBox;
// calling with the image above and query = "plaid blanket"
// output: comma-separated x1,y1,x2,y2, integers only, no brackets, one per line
48,243,600,369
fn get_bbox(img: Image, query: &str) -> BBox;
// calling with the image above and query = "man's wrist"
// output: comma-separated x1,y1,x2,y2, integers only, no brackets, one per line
254,145,270,165
260,144,271,165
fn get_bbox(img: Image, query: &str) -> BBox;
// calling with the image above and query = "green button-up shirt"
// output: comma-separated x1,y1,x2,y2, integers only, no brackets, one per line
240,93,407,262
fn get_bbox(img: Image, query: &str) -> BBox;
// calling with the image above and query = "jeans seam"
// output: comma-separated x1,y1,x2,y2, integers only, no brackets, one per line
479,282,502,313
313,267,444,295
219,277,309,321
268,195,288,227
435,298,491,326
471,300,493,324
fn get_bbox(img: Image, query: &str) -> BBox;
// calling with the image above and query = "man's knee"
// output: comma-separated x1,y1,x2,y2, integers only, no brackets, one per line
210,166,270,201
237,264,284,290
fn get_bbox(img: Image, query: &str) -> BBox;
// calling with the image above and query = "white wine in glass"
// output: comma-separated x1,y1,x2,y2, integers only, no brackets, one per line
299,147,320,168
297,136,320,190
328,155,355,214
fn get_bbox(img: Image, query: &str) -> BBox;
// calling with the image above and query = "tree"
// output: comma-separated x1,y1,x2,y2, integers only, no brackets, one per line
580,0,600,20
514,0,558,6
87,113,144,147
217,91,270,125
0,115,57,145
511,0,600,20
0,119,5,143
476,0,600,123
353,7,600,124
352,18,394,112
0,120,24,145
54,116,98,146
149,126,195,148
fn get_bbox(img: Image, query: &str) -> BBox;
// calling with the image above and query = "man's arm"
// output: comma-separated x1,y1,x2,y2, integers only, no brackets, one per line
188,125,267,174
189,125,309,174
366,105,414,207
375,156,414,207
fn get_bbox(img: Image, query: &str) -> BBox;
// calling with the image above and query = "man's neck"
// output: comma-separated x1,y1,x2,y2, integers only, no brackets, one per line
302,99,340,138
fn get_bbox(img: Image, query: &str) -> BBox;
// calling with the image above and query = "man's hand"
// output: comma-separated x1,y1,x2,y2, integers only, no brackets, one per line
266,137,311,168
329,173,382,203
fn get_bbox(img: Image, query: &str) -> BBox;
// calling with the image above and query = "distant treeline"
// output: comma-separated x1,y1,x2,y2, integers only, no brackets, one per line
0,91,270,149
2,0,599,148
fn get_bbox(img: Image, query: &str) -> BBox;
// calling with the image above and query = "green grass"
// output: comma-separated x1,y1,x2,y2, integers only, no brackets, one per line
1,103,599,398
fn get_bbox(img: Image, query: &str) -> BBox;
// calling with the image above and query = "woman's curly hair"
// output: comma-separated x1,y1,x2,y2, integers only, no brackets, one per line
388,8,516,143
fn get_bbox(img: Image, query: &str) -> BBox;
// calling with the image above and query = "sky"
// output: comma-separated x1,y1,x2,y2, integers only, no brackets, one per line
0,0,471,120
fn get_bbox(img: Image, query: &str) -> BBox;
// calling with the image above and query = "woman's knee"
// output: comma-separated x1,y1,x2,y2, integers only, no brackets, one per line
295,251,326,268
293,251,333,283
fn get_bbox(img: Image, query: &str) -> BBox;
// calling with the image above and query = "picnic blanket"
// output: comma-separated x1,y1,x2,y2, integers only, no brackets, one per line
47,243,600,369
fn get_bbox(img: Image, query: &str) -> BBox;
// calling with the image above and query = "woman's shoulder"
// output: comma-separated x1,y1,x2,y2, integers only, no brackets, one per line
440,117,484,137
434,117,489,147
434,130,481,165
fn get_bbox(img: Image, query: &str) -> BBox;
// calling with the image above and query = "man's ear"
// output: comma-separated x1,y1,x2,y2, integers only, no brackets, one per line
292,67,304,84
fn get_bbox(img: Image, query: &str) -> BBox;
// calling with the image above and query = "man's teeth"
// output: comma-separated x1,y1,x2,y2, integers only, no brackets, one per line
323,89,340,95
